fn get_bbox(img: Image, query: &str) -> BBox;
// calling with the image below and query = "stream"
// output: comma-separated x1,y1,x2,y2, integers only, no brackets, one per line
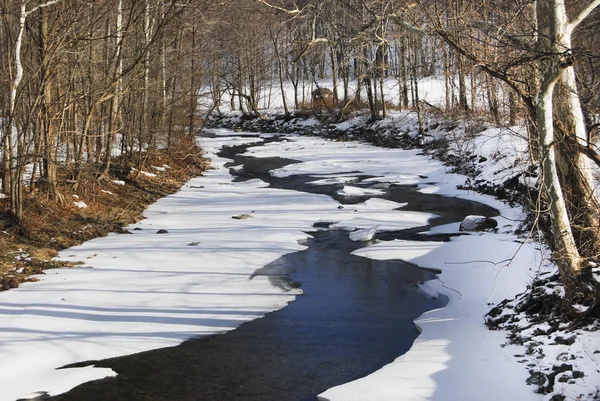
49,132,497,401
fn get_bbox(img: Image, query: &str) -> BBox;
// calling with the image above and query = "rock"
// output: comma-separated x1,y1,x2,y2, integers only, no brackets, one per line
459,215,498,232
553,335,576,346
156,229,169,234
552,363,573,372
572,370,584,378
313,221,336,229
187,242,200,246
17,392,51,401
232,214,253,220
526,370,546,386
133,227,142,231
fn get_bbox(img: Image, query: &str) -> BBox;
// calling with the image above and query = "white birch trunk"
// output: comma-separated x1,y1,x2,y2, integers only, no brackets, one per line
537,66,582,277
142,0,151,140
11,1,26,118
533,0,600,287
6,0,61,214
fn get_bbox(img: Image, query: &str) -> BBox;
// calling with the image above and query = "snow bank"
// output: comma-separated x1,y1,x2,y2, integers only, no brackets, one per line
0,133,446,400
320,202,544,401
0,127,577,401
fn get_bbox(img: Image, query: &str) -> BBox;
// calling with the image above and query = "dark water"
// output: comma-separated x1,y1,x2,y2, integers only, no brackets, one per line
48,133,497,401
219,138,498,239
51,232,445,401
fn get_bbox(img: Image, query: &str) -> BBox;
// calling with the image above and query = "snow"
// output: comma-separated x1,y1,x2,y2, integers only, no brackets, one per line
308,176,359,185
321,221,543,401
336,185,385,196
72,201,87,209
0,116,597,401
331,211,432,232
1,136,325,399
244,133,548,401
200,76,451,112
131,168,157,178
1,132,448,400
348,225,379,242
359,198,408,210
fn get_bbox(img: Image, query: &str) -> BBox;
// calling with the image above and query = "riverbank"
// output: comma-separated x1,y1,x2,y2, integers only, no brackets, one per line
1,114,598,400
0,140,210,291
208,110,532,207
207,111,600,401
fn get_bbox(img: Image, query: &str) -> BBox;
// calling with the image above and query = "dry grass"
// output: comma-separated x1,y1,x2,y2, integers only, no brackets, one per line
0,139,210,291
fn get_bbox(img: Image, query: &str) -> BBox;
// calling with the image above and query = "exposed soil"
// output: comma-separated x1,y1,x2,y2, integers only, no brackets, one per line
0,139,210,291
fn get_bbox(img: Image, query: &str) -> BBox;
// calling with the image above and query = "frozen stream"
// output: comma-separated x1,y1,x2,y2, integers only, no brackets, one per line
47,132,498,401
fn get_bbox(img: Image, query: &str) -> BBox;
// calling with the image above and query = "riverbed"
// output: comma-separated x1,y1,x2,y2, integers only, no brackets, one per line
47,130,499,401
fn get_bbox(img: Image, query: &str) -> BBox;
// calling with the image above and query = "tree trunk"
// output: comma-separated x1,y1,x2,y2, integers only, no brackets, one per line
534,0,600,300
40,7,59,199
536,63,583,292
554,71,600,260
105,0,123,175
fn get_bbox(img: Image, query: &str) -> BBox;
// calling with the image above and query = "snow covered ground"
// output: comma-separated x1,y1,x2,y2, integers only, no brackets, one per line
215,113,600,401
0,122,597,401
201,76,450,113
238,129,562,401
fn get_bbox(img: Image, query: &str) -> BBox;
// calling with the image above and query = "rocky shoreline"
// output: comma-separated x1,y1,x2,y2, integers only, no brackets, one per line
207,110,600,401
207,111,531,207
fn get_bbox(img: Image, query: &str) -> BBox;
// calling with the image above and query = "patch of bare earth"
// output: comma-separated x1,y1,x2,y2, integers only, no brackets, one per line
0,140,210,291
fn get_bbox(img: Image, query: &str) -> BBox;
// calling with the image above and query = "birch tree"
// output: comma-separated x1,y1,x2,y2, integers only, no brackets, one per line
414,0,600,301
3,0,63,219
533,0,600,299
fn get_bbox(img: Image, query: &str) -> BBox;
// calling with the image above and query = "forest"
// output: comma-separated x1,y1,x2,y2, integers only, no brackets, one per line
1,0,600,316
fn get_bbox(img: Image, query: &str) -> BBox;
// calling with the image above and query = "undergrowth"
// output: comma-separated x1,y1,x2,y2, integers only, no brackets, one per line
0,139,210,291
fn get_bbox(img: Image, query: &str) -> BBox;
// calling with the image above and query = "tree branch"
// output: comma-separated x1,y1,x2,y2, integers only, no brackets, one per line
292,38,329,63
388,13,429,35
434,28,535,113
567,0,600,35
25,0,62,17
578,142,600,170
256,0,301,15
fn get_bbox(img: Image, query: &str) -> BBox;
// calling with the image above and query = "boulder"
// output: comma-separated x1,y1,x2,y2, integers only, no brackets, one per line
232,214,253,220
459,215,498,232
311,87,333,102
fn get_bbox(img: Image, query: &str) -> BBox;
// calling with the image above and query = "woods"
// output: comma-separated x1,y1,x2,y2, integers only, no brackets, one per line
0,0,210,219
1,0,600,312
